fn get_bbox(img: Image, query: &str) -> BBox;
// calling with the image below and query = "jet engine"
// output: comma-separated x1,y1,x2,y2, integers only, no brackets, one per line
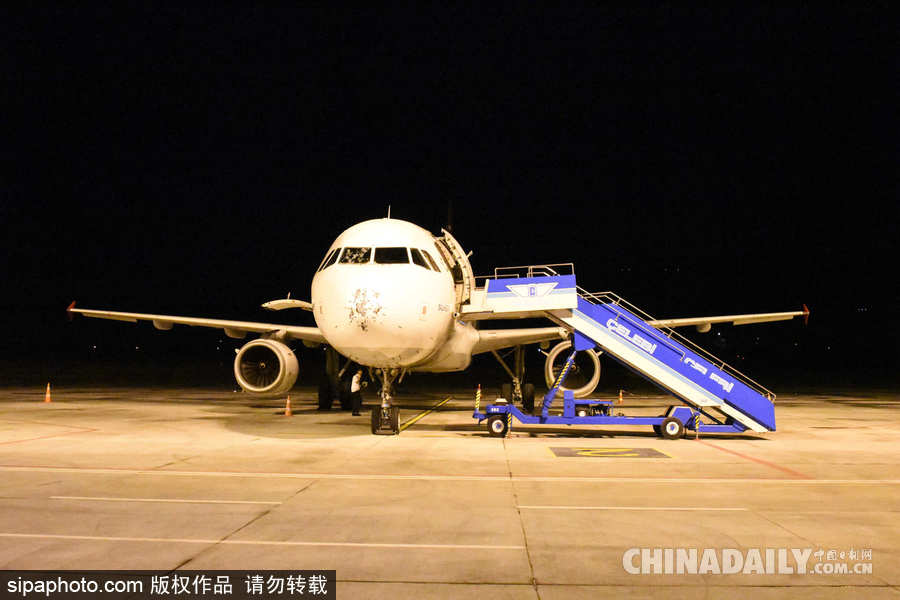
543,340,601,398
234,339,299,395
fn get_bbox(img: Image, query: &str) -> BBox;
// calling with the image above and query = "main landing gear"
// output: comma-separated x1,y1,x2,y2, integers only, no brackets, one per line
492,345,536,414
318,346,352,411
371,367,402,435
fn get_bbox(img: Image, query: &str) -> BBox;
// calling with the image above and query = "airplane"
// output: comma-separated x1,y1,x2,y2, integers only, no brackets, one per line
68,217,808,434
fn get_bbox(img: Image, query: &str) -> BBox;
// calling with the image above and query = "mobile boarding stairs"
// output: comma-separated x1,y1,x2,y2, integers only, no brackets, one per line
469,266,777,439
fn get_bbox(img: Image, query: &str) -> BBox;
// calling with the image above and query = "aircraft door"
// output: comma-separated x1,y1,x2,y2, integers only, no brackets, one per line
435,229,475,308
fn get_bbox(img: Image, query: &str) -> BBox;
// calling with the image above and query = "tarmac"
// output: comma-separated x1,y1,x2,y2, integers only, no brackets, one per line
0,385,898,598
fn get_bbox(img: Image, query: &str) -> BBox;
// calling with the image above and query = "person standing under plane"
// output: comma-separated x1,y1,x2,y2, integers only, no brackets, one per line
351,369,367,416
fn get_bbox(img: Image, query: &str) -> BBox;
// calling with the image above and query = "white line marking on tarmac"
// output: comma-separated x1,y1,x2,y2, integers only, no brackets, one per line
50,496,281,505
519,506,750,511
0,533,524,550
2,466,899,484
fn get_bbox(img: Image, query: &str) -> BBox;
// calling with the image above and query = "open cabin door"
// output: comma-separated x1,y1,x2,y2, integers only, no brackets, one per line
434,229,475,309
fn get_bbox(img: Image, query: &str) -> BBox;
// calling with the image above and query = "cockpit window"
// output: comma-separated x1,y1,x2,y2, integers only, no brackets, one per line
339,247,371,264
317,248,340,272
422,250,441,272
374,247,410,264
410,248,430,270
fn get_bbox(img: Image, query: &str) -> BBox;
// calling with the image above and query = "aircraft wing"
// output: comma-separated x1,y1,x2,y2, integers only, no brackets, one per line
647,305,809,332
67,303,327,344
472,326,568,354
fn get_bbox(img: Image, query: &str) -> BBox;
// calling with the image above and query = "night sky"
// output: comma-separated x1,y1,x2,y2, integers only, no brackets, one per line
2,4,896,390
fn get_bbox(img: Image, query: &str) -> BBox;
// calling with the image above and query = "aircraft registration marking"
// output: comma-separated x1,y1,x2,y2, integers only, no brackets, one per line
549,447,670,459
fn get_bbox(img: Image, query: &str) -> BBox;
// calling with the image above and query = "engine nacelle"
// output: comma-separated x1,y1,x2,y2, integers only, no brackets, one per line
234,339,299,395
543,340,601,398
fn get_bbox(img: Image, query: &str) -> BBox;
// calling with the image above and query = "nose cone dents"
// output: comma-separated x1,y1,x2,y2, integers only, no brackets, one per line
328,282,435,367
347,286,384,332
314,266,451,368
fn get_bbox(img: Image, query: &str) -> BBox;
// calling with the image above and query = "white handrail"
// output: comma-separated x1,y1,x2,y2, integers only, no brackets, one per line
578,288,776,402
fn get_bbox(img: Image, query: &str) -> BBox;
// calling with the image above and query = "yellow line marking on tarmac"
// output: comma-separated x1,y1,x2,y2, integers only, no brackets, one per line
51,496,281,505
519,506,749,511
0,533,524,550
3,466,900,484
399,397,451,432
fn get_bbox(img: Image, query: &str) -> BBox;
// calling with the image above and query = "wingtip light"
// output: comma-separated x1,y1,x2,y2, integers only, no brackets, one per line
67,301,77,322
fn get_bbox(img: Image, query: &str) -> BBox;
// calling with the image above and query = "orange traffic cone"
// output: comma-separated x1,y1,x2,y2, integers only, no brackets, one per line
284,395,293,417
45,383,52,403
618,390,623,405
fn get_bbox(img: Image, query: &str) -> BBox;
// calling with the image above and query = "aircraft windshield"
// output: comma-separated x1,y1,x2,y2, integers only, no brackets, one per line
423,250,441,272
317,248,340,272
374,247,410,264
339,247,371,264
410,248,430,270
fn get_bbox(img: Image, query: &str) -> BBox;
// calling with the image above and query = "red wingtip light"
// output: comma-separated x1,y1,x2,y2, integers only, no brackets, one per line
67,301,77,322
802,304,809,326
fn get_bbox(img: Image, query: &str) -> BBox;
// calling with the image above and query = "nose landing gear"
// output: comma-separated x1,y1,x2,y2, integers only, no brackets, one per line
371,367,401,435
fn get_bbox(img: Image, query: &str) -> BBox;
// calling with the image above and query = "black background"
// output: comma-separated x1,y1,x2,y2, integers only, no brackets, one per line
2,3,896,391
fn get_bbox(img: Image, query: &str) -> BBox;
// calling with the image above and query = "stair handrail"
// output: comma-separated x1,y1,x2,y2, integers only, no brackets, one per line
577,287,776,403
493,263,575,279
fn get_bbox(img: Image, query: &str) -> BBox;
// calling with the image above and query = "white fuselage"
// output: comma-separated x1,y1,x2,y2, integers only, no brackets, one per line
311,219,477,372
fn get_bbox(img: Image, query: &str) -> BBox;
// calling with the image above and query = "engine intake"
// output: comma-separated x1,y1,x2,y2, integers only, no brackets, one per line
234,339,299,395
543,340,601,398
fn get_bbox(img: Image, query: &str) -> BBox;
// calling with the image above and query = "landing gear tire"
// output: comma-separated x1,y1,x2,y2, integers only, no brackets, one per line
318,380,333,411
339,381,352,411
371,407,380,434
390,406,400,434
660,417,684,440
500,383,512,402
487,414,509,438
371,406,401,434
521,383,535,414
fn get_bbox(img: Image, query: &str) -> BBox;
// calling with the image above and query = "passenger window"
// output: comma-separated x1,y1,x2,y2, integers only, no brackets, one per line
410,248,430,270
339,247,371,264
317,248,338,272
374,247,410,264
423,250,441,272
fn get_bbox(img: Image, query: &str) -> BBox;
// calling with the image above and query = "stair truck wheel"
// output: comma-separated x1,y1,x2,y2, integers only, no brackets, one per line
521,383,535,414
660,416,685,440
390,406,400,434
500,383,513,402
487,414,509,438
318,380,333,411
